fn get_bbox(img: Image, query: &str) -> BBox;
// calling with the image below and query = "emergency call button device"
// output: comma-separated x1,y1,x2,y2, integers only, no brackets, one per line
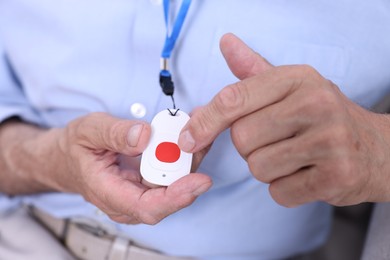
140,109,192,186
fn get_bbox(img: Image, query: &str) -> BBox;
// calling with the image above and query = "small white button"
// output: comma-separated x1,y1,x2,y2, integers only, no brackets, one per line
130,103,147,118
150,0,162,5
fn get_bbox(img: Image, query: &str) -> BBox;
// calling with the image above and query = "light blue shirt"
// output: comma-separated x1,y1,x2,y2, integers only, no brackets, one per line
1,1,390,259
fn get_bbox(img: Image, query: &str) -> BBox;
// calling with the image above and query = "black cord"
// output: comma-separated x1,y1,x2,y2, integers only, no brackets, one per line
171,95,176,109
167,107,180,116
159,71,177,112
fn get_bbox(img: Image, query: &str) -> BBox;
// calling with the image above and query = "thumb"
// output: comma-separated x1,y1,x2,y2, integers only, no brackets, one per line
72,112,151,156
178,34,273,153
220,33,273,79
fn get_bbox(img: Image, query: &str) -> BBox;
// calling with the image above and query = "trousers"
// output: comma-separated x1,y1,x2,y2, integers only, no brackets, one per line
0,206,193,260
0,207,75,260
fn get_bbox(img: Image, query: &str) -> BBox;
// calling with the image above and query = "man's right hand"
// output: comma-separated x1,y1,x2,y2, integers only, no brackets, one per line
0,113,212,224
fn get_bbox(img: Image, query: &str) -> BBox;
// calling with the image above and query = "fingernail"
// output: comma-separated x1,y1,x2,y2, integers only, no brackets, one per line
127,124,144,147
192,182,211,196
179,130,196,152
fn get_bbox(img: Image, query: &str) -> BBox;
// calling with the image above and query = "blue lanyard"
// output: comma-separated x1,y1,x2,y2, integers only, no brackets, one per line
159,0,192,109
161,0,192,59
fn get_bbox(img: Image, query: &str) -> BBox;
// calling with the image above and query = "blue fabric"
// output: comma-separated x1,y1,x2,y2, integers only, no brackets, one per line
0,1,390,259
0,194,20,215
161,0,192,58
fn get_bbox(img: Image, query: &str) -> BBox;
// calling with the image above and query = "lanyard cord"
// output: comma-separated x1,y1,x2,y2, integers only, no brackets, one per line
159,0,192,110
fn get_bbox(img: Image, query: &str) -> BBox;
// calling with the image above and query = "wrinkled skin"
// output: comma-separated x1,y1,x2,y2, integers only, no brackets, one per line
179,33,390,207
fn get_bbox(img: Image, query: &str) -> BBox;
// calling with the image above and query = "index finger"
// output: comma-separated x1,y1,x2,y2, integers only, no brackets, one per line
178,66,315,153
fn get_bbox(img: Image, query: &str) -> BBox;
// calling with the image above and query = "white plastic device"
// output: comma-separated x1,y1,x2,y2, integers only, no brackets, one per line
140,109,192,186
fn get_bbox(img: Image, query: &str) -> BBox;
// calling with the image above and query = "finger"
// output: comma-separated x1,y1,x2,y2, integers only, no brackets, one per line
267,165,343,207
230,106,298,159
95,171,212,225
188,106,214,172
179,65,312,153
107,214,136,224
134,173,212,224
268,167,316,207
108,173,212,224
177,34,275,153
220,33,273,79
89,194,145,225
248,110,352,186
72,112,151,156
191,143,213,172
247,134,314,184
230,96,300,158
268,152,361,207
104,173,212,225
189,106,203,116
230,84,328,158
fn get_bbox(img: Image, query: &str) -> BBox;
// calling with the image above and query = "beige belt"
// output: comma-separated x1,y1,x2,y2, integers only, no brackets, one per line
29,207,193,260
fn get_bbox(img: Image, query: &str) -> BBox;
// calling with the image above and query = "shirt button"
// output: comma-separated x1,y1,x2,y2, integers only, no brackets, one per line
150,0,162,5
130,103,147,118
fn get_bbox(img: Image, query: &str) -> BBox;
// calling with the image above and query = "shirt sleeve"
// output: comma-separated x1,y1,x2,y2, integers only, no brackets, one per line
0,40,43,124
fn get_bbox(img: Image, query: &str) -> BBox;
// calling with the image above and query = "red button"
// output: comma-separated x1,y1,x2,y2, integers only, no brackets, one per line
155,142,181,163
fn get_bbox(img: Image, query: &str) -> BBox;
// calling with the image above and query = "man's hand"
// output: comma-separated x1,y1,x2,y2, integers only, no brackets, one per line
0,113,212,224
178,33,390,207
